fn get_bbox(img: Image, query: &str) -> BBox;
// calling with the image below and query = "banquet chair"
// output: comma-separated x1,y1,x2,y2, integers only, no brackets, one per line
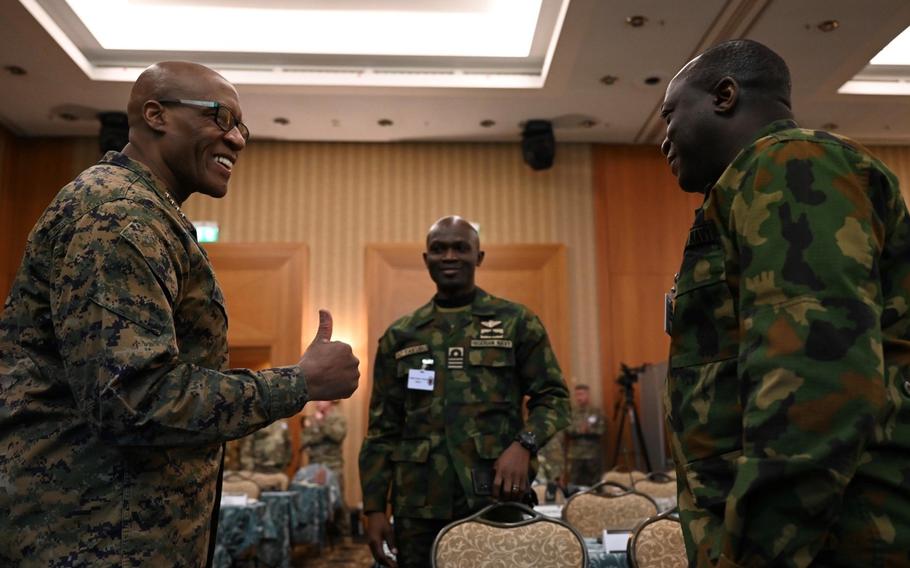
432,502,587,568
562,481,659,538
627,508,686,568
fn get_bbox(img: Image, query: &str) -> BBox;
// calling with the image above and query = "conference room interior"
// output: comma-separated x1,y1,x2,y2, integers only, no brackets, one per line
4,1,910,566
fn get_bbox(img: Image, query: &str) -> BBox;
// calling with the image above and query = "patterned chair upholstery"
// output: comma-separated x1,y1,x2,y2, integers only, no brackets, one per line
562,481,659,538
634,479,676,500
432,502,587,568
628,508,686,568
224,470,290,492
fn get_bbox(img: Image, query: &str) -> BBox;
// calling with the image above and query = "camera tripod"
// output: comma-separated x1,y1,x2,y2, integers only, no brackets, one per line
610,363,652,472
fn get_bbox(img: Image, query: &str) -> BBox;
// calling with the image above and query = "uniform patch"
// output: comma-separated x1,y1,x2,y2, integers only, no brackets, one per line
448,346,464,369
395,344,429,359
480,319,502,328
470,339,513,348
479,327,505,338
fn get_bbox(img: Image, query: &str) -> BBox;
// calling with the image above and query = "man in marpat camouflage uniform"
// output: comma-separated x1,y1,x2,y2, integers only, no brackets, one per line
301,399,350,536
301,400,348,474
359,216,570,567
0,62,360,566
239,420,292,474
566,383,606,486
661,39,910,566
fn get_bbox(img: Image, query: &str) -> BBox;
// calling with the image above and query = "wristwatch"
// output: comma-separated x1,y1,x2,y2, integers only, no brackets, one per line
514,430,538,455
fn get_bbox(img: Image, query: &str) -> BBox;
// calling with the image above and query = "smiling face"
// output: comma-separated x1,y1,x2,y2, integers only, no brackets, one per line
423,217,484,299
159,74,246,201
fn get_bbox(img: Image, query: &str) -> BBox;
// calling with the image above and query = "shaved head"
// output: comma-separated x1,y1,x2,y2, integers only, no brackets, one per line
427,215,480,248
122,61,245,203
424,215,484,300
127,61,236,130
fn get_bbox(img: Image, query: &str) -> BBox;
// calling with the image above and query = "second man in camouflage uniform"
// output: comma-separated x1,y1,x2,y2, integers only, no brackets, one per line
359,216,570,567
661,39,910,566
566,384,606,486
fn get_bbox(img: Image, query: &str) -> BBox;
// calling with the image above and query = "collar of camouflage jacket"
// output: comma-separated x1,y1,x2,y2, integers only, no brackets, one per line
99,150,176,207
412,287,498,327
752,118,799,143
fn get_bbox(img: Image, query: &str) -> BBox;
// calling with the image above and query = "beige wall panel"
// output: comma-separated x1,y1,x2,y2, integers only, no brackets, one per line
183,141,598,506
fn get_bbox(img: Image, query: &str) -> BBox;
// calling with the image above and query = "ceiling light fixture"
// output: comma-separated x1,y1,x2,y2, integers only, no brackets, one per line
600,75,619,85
273,117,290,125
4,65,27,76
480,119,496,128
378,119,394,127
625,15,648,28
64,0,542,58
817,20,840,32
644,76,661,85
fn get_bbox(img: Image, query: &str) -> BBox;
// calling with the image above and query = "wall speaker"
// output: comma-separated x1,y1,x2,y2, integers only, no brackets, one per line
98,111,129,154
521,119,555,171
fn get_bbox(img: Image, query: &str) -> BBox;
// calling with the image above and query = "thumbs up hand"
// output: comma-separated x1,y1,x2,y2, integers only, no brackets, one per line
298,310,360,401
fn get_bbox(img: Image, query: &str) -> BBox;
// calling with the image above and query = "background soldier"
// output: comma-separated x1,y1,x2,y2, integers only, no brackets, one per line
536,431,566,502
661,39,910,566
301,399,350,537
566,384,606,487
359,216,570,568
238,420,292,474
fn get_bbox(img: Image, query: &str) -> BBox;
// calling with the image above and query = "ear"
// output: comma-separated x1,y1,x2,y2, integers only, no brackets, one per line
422,251,429,268
476,250,485,267
712,76,738,114
142,100,167,133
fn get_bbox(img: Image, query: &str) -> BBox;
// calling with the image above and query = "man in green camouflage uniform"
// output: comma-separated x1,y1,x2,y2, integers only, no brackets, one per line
0,62,360,566
660,39,910,567
239,419,292,473
359,216,570,567
566,383,606,486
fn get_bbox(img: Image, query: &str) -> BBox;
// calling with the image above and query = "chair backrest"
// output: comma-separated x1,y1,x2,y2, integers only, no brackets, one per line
634,479,676,500
628,508,686,568
432,502,587,568
562,481,659,538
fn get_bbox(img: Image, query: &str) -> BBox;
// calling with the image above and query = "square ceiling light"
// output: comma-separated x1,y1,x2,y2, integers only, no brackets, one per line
21,0,571,88
839,25,910,95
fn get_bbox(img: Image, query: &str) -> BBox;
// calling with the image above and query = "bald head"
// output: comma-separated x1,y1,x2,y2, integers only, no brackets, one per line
427,216,479,248
127,62,236,129
424,215,484,300
121,61,246,204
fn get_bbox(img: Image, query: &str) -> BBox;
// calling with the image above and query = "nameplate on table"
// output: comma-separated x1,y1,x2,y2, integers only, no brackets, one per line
602,530,631,553
221,493,250,506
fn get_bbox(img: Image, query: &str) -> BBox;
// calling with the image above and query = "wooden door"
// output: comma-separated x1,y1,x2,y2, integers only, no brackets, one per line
205,243,308,475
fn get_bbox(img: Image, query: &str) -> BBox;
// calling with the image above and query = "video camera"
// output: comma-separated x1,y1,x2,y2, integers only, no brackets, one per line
617,363,647,390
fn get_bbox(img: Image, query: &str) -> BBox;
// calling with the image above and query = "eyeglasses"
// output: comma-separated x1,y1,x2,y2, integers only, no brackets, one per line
158,99,250,141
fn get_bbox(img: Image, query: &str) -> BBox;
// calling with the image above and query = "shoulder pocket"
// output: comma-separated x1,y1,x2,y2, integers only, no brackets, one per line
118,220,179,304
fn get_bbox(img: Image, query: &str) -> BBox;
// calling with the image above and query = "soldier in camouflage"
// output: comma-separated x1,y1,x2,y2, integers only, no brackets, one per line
301,399,350,536
566,383,606,486
0,62,359,566
301,400,348,473
359,216,570,567
238,419,292,474
660,39,910,566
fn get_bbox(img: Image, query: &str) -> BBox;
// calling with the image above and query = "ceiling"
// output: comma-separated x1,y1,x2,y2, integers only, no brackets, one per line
2,0,910,145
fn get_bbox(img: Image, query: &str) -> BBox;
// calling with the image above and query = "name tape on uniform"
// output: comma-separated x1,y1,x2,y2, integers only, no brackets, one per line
395,344,429,360
470,339,513,348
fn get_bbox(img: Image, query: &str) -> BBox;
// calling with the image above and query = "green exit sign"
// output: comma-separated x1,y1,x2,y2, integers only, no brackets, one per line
196,221,219,243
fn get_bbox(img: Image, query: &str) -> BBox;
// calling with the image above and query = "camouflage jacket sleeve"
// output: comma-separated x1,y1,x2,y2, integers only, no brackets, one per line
516,312,570,447
51,201,308,447
358,332,406,513
709,134,896,566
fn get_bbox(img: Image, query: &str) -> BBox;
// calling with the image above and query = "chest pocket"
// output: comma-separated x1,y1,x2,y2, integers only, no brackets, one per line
468,347,515,403
670,237,737,369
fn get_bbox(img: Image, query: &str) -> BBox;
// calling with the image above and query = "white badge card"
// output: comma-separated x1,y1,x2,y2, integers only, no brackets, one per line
407,369,435,391
602,529,631,553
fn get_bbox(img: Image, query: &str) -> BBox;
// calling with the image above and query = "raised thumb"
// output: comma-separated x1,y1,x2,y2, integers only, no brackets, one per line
313,309,333,343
